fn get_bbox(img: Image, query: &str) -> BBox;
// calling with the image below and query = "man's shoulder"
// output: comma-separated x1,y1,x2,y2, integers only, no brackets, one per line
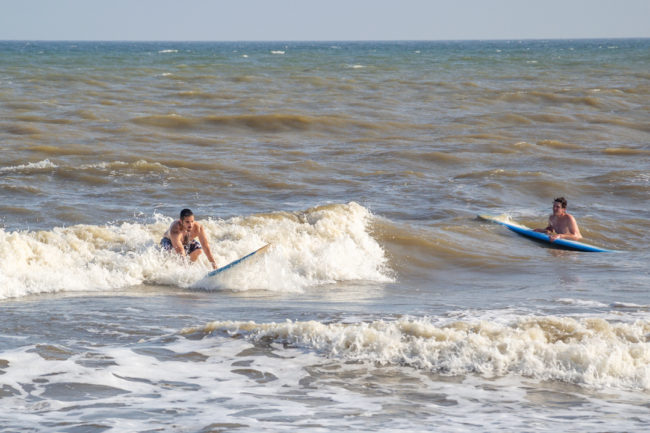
193,221,205,232
169,220,182,233
566,213,579,223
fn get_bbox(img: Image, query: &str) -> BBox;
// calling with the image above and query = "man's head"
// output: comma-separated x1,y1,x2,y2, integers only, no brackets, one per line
553,197,567,215
180,208,194,231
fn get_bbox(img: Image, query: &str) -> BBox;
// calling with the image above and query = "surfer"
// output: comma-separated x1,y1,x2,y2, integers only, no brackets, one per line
534,197,582,242
160,209,218,269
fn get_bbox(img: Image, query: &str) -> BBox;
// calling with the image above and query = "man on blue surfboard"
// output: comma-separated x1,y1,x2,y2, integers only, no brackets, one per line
160,209,218,269
534,197,582,243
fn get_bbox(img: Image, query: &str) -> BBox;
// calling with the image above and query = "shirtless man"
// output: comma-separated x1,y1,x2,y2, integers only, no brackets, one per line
161,209,218,269
534,197,582,242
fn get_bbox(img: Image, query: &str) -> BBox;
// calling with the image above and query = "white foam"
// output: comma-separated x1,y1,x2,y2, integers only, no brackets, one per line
78,160,169,175
192,202,392,292
2,314,649,431
0,159,58,173
158,49,178,54
0,202,392,299
556,298,609,308
0,334,383,432
191,315,650,391
613,302,650,309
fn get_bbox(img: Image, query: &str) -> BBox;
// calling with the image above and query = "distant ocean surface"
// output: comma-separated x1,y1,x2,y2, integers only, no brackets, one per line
1,40,649,432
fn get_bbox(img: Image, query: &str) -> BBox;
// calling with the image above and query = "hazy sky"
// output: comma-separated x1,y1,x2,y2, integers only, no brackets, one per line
1,0,649,41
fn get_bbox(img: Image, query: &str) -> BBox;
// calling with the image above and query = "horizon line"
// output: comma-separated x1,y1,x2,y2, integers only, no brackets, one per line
0,36,650,42
1,36,649,43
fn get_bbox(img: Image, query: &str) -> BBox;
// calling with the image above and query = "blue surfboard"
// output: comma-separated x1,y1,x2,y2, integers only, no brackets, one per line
478,215,613,252
206,244,271,277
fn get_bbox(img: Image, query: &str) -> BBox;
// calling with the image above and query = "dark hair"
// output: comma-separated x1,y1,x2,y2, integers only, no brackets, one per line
553,197,567,209
180,208,194,220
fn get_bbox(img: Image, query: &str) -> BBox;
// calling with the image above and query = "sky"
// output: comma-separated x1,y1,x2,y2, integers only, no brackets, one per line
1,0,649,41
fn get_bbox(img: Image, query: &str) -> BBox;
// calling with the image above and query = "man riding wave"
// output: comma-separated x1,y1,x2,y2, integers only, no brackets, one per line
160,208,218,269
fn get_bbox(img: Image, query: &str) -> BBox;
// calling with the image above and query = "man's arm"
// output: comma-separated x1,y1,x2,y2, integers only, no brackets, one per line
169,223,186,256
197,224,218,269
534,217,554,233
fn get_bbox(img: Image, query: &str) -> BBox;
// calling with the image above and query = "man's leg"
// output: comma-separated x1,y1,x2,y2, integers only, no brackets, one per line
189,248,203,262
187,240,203,262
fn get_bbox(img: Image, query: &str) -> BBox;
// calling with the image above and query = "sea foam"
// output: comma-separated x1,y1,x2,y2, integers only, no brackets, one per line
186,315,650,391
0,202,392,299
0,159,58,173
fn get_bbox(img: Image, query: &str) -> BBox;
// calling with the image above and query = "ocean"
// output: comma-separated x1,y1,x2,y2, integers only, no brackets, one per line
1,39,649,432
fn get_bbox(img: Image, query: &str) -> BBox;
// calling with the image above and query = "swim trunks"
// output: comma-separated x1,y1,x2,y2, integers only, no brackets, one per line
160,237,202,255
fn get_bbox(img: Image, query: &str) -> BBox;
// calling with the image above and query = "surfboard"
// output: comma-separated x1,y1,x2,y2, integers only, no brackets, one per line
206,244,271,277
478,215,613,252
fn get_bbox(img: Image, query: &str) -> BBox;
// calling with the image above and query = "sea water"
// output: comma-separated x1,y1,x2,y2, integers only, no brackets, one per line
1,40,649,432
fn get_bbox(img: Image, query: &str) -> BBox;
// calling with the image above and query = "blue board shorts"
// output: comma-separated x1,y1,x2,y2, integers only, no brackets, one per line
160,237,202,255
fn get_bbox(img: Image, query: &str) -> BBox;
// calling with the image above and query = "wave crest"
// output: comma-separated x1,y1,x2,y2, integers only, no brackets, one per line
187,316,650,391
0,203,392,299
131,113,383,133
